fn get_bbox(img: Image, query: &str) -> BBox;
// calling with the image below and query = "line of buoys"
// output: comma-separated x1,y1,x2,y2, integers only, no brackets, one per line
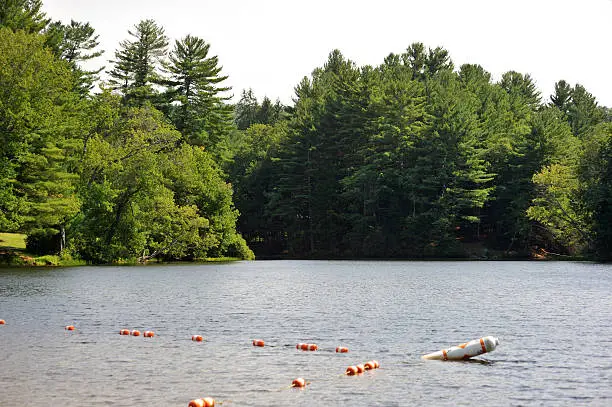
119,328,154,338
0,319,5,325
421,336,500,361
188,396,215,407
192,335,204,342
65,325,76,331
335,346,349,353
296,343,318,351
345,360,380,375
252,339,265,347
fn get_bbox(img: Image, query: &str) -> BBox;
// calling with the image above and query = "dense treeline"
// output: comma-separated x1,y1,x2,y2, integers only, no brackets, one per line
0,1,253,262
1,1,611,262
230,48,612,261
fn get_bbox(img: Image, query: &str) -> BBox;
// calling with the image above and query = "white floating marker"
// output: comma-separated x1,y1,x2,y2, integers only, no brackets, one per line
422,336,500,361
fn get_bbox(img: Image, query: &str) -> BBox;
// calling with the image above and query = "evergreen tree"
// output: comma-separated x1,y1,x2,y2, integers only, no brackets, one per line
402,42,453,81
341,62,428,256
568,84,605,137
44,19,104,95
500,71,541,109
0,0,48,33
412,67,494,255
265,50,365,256
226,122,288,254
109,19,168,106
164,34,232,150
550,80,572,114
234,89,259,130
0,28,83,253
550,81,604,137
581,123,612,260
234,90,286,130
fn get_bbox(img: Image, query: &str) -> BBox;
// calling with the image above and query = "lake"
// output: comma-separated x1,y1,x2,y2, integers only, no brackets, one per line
0,261,610,406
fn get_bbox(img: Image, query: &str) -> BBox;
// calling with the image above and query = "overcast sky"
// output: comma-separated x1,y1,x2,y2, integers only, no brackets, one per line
43,0,612,106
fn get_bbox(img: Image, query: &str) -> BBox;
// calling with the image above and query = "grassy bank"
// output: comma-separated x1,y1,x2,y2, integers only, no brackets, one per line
0,232,245,267
0,232,86,267
0,232,26,250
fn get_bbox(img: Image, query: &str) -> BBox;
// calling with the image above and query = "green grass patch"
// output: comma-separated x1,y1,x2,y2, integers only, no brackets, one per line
0,233,86,267
0,232,27,250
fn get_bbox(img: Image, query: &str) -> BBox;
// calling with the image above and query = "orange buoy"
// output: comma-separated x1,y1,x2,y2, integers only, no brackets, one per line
192,335,203,342
252,339,265,347
188,399,204,407
119,329,130,335
373,360,380,369
297,343,317,351
308,343,318,351
65,325,75,331
292,378,306,388
364,361,376,370
131,330,141,337
336,346,349,353
296,343,305,350
0,319,5,325
188,397,214,407
143,331,154,338
345,365,359,375
356,364,365,374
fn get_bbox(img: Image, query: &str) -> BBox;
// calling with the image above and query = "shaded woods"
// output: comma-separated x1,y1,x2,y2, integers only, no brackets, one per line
1,1,611,262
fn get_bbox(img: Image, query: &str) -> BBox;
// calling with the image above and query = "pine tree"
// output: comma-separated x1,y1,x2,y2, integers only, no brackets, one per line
550,80,572,114
109,19,168,106
0,0,48,33
234,89,259,130
568,84,605,137
164,34,232,148
45,20,105,95
0,28,82,252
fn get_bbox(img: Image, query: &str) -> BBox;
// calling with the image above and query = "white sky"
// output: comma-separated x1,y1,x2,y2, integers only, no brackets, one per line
43,0,612,106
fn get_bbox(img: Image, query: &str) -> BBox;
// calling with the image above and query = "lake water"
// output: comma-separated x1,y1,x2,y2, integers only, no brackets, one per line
0,261,610,406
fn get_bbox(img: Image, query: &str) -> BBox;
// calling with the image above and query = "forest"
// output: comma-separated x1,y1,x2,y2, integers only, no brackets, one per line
1,0,611,263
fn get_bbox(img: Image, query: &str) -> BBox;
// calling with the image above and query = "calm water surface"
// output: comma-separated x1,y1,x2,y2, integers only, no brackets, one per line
0,261,610,406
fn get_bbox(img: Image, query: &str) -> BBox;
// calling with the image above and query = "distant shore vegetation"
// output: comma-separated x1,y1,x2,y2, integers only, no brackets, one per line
1,0,611,265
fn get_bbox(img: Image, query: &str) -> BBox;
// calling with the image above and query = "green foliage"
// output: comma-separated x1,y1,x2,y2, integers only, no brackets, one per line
109,19,168,106
0,0,48,33
231,44,609,260
228,122,288,253
401,42,454,81
163,34,233,158
551,80,605,137
581,123,612,260
234,89,287,130
44,19,105,95
2,5,610,262
551,80,572,113
500,71,541,109
527,164,592,253
71,96,253,262
0,27,82,252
